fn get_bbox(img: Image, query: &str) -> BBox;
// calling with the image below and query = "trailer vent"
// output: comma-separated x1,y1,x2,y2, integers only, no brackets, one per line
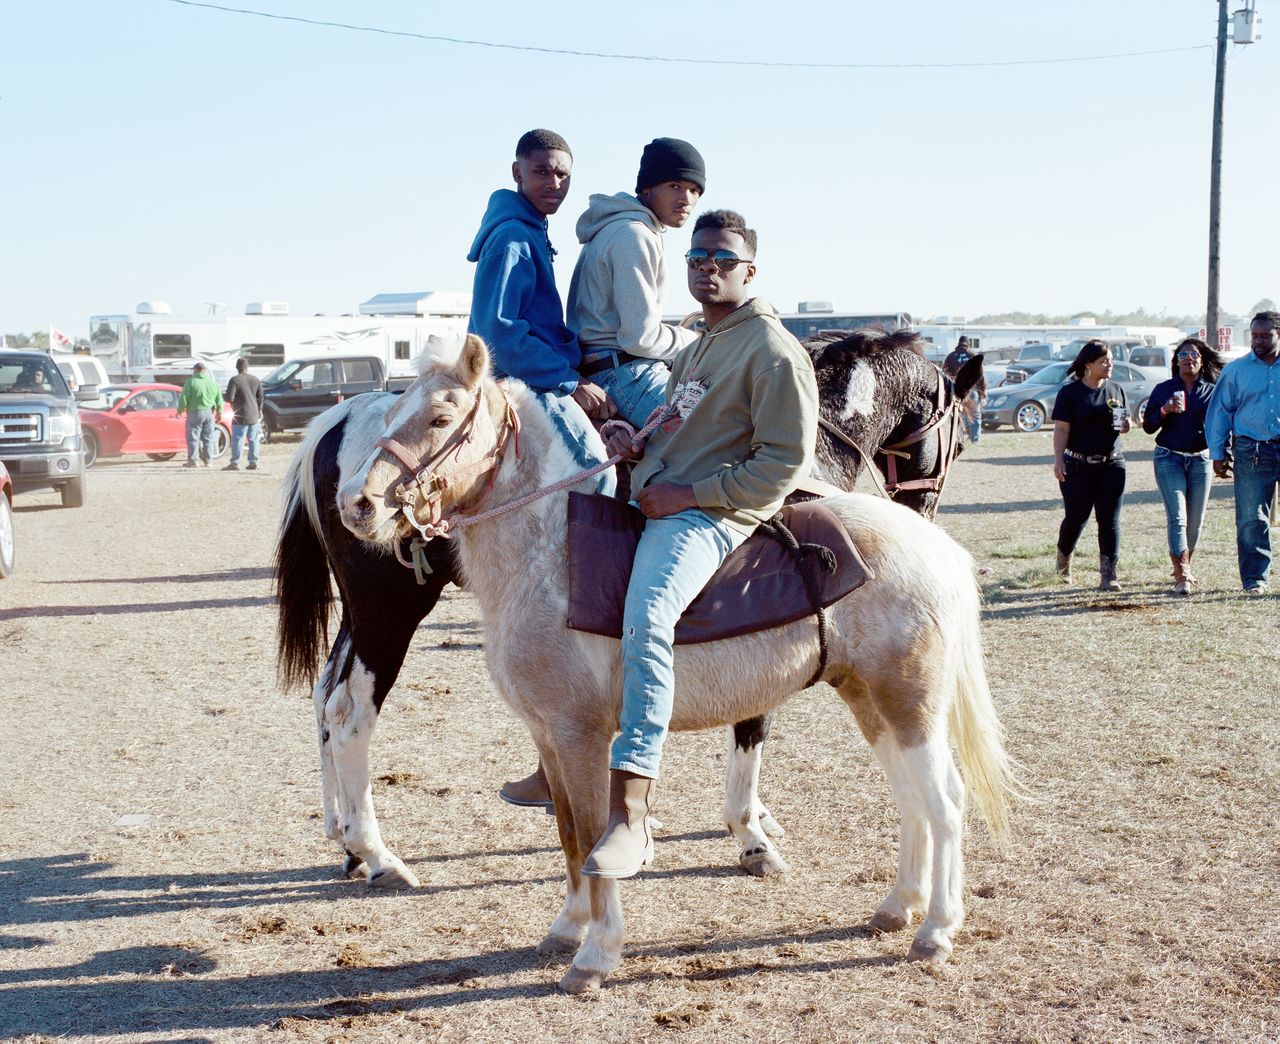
245,302,290,316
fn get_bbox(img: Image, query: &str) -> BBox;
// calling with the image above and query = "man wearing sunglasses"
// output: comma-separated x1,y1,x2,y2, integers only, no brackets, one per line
1206,309,1280,594
582,209,819,879
466,128,614,492
567,137,705,427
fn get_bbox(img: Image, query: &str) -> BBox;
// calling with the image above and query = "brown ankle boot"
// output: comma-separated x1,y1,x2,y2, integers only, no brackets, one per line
581,770,655,879
1099,554,1121,592
499,760,554,810
1172,551,1192,595
1055,550,1072,584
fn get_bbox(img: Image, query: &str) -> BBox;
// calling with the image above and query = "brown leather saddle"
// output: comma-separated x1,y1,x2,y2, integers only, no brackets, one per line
565,492,872,644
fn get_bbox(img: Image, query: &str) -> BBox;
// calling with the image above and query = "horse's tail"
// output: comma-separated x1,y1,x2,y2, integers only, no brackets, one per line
274,404,353,691
948,559,1019,852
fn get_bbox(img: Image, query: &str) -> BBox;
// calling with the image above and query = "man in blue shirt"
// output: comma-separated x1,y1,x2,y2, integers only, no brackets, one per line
1206,310,1280,593
466,128,614,491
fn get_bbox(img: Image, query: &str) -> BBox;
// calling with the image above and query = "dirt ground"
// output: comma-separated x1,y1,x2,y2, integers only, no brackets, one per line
1,427,1278,1043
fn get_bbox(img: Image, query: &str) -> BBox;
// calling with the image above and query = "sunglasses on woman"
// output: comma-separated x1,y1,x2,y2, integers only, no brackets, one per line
685,248,752,272
1176,350,1200,360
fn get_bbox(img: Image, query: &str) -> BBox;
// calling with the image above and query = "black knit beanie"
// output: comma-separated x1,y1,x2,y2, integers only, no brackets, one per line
635,138,706,194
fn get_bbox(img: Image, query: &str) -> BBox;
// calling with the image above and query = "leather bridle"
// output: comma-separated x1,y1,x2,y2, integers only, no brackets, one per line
374,381,520,534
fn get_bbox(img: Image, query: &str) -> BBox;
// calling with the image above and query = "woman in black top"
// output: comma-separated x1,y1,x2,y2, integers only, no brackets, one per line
1051,340,1130,590
1141,337,1224,595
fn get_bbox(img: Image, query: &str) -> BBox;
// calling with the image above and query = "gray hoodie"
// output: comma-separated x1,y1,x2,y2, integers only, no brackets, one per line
567,192,698,362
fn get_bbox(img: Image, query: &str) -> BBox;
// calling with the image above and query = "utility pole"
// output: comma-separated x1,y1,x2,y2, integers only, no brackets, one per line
1207,0,1229,348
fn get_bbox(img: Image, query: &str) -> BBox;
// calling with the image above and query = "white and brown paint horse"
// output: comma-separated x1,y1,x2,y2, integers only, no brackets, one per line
276,330,983,886
336,335,1014,991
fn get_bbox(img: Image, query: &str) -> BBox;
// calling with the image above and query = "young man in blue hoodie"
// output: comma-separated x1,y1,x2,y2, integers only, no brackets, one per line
466,129,614,487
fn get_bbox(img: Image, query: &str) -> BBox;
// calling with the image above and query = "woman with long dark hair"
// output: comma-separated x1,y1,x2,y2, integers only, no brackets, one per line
1051,340,1130,590
1141,337,1225,595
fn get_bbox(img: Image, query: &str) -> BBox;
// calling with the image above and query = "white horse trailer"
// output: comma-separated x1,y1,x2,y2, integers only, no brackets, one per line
87,292,471,387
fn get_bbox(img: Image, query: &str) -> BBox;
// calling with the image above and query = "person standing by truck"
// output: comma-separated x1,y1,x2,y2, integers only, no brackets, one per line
176,362,222,468
223,357,264,471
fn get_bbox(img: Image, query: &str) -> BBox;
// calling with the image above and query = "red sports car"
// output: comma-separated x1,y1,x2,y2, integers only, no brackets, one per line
78,384,233,467
0,460,13,578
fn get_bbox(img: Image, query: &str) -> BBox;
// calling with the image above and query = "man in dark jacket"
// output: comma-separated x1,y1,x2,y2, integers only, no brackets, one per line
223,357,264,471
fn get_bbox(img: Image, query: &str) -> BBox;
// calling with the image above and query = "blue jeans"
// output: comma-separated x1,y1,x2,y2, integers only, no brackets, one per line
184,409,216,463
231,422,260,465
534,391,614,496
593,357,670,428
1153,446,1212,558
1232,436,1280,588
963,393,982,444
611,509,748,778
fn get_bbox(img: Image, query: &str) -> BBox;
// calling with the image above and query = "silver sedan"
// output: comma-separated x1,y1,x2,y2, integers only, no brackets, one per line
981,361,1160,433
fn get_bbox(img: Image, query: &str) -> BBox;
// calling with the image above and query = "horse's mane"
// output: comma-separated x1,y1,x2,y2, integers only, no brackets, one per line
806,326,929,370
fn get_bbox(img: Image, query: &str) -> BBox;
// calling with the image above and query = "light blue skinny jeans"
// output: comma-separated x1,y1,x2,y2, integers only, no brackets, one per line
592,358,670,429
612,509,748,778
230,422,261,464
534,391,614,496
1152,446,1211,558
1232,436,1280,588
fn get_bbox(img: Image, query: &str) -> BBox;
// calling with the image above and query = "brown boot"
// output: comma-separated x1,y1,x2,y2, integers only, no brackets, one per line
581,770,655,879
499,760,554,811
1055,550,1072,584
1099,554,1121,592
1184,549,1198,586
1172,551,1192,595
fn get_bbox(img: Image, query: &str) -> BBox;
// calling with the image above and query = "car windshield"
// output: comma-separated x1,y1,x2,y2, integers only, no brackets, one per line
81,386,136,410
263,361,302,385
0,355,71,395
1026,362,1072,386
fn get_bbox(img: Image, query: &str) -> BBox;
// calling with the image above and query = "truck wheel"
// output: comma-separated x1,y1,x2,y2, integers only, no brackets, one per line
82,432,99,468
0,495,14,578
61,475,86,508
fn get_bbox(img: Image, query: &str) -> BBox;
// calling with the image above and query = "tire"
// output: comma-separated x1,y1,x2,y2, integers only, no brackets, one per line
1013,401,1046,433
1135,397,1150,421
982,421,1000,431
0,494,14,578
213,426,230,459
146,452,178,461
82,432,99,468
61,474,86,509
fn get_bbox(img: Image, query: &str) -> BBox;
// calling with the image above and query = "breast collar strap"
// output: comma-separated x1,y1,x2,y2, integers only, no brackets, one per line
878,368,962,501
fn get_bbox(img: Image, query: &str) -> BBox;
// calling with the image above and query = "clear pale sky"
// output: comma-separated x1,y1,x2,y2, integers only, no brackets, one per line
2,0,1276,336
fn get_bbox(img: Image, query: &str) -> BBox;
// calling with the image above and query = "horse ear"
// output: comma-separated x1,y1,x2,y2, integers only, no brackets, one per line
953,353,985,399
456,334,490,388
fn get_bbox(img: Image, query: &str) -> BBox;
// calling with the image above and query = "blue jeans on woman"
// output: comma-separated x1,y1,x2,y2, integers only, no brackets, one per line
1232,436,1280,589
611,509,748,778
1153,446,1211,558
593,358,670,429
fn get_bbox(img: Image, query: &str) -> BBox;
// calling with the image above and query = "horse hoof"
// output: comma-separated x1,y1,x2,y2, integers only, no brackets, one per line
342,852,366,879
759,810,785,838
559,965,607,994
536,934,580,959
869,910,910,934
739,845,789,877
368,863,420,889
907,937,952,965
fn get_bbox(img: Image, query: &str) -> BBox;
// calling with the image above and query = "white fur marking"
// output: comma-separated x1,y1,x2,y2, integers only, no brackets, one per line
840,361,878,421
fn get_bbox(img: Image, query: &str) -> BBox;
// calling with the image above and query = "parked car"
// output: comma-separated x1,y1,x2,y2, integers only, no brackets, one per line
0,350,86,507
261,355,388,436
0,460,13,578
981,361,1160,433
1126,345,1174,374
78,383,233,466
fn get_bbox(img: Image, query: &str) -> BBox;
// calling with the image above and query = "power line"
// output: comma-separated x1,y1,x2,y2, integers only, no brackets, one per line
164,0,1212,70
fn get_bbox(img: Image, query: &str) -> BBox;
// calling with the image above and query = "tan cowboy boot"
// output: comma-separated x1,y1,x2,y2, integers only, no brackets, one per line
1172,551,1192,596
1099,554,1122,592
1055,550,1072,584
1184,549,1198,586
498,760,554,811
581,770,655,879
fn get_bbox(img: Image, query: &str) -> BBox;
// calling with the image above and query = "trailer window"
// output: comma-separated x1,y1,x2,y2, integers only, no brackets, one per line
394,340,410,360
153,334,192,359
241,343,285,367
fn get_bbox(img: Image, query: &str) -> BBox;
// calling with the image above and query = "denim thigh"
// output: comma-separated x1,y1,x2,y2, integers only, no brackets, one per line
596,359,670,429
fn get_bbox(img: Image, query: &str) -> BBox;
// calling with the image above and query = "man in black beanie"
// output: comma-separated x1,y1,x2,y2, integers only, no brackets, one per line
500,137,708,812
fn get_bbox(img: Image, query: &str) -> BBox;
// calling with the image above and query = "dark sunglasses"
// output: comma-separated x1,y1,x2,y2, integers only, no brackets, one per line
685,248,752,272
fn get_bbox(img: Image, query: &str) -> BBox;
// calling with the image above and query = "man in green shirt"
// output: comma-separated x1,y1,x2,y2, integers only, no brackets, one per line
176,362,222,467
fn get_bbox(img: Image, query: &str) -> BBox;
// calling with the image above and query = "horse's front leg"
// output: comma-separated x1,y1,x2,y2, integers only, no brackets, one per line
723,719,789,877
313,630,354,873
321,652,418,889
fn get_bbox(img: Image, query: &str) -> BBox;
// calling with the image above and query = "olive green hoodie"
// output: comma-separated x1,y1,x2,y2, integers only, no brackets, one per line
631,297,818,535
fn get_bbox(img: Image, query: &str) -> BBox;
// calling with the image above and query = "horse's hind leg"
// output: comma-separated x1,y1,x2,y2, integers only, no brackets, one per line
318,639,419,889
723,720,789,877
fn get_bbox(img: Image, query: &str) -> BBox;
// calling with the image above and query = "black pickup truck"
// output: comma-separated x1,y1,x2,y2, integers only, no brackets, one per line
259,355,404,436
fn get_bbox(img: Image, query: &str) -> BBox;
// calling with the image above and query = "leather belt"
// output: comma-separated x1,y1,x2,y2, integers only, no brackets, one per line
580,350,642,378
1064,448,1121,464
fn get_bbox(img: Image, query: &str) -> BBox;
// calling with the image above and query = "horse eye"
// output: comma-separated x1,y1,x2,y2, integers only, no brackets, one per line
431,416,452,429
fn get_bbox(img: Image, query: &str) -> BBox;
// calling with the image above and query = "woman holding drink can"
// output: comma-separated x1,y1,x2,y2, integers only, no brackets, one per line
1141,337,1225,595
1051,340,1130,591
